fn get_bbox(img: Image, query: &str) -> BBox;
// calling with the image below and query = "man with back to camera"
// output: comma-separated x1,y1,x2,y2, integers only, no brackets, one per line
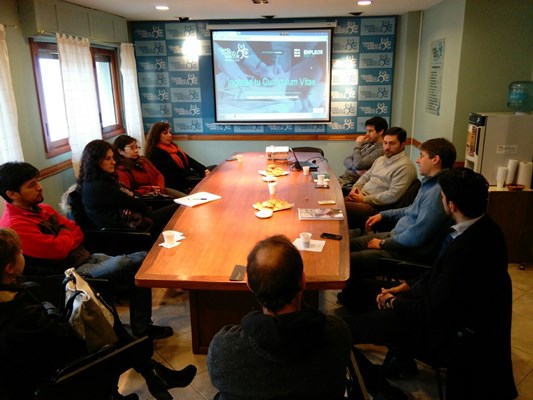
338,138,457,307
0,161,172,340
338,116,388,193
342,168,517,400
344,127,417,230
207,235,352,400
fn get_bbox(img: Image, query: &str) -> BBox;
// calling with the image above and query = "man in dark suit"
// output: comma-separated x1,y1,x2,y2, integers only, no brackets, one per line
343,168,517,400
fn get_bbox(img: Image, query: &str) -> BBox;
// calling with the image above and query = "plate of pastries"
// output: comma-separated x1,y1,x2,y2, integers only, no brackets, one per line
258,164,289,177
253,198,294,212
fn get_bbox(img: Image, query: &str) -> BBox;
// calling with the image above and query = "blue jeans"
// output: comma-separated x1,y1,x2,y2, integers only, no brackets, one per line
76,251,152,335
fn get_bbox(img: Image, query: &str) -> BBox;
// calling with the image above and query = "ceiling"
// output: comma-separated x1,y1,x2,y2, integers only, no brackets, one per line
66,0,444,21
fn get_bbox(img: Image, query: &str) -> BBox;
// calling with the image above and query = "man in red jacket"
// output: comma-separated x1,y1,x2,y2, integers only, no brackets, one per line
0,161,172,340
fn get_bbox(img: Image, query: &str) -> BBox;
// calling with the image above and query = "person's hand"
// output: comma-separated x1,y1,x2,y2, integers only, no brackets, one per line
347,190,364,203
365,214,382,231
381,282,409,297
376,290,395,310
356,134,369,143
367,238,382,249
152,186,161,193
204,169,210,176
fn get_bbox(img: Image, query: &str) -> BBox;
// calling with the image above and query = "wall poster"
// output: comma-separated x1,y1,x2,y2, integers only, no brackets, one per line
426,38,445,116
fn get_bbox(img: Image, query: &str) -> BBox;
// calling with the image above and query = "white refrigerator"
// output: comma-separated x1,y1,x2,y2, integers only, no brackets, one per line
465,112,533,186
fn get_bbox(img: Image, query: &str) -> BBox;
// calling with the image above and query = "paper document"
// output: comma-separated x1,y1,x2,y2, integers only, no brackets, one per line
174,192,221,207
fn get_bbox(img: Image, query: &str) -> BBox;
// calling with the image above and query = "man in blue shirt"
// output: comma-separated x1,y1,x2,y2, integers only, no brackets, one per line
341,138,456,290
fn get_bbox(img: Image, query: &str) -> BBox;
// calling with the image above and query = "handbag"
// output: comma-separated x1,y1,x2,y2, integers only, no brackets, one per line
63,268,118,353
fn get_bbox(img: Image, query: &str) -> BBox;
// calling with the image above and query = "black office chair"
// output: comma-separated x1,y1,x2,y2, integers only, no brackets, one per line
291,146,325,157
64,187,153,256
34,335,152,400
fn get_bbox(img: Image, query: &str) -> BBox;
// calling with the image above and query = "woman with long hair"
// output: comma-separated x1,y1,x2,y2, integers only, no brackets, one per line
113,135,185,198
77,140,177,240
145,122,209,194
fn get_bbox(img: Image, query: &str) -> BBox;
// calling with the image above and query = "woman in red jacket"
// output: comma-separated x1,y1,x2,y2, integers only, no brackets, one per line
113,135,185,198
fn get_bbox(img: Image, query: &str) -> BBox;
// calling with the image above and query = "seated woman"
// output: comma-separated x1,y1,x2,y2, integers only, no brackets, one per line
145,122,210,194
0,228,197,400
77,140,177,241
113,135,185,199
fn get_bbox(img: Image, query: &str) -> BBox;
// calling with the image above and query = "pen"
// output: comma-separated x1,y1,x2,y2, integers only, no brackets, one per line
191,198,208,200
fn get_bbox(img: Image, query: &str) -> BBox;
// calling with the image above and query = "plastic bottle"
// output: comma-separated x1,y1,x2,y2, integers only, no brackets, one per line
507,81,533,113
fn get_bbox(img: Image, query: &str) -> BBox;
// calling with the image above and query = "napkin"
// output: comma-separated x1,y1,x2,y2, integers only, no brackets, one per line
292,238,326,252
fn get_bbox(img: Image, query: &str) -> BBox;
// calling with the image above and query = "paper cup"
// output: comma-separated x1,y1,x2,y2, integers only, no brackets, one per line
162,230,176,245
317,174,325,185
268,182,277,195
496,166,507,188
300,232,312,248
302,166,310,175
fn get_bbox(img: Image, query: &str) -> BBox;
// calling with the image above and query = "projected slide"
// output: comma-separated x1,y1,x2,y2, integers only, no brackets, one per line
211,29,332,124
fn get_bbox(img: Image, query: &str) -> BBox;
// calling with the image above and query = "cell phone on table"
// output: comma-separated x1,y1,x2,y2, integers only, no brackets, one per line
320,232,343,240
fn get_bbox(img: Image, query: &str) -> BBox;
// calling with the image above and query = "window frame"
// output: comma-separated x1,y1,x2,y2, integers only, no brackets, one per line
29,39,125,158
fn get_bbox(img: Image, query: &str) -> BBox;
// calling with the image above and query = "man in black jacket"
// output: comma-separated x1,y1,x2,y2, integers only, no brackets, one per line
344,168,517,400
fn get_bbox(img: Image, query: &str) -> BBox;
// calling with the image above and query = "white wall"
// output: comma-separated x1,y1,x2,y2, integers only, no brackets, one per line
412,0,466,151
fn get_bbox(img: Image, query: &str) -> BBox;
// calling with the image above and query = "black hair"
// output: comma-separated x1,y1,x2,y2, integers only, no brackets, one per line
383,126,407,143
78,140,114,184
145,121,171,159
439,167,489,218
420,138,457,169
0,162,40,203
113,135,138,163
246,235,303,313
365,116,388,134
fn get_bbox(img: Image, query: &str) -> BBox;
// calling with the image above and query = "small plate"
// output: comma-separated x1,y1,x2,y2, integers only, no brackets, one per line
262,176,278,182
255,209,273,219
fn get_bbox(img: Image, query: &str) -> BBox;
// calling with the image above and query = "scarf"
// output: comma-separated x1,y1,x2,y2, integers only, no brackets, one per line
157,143,189,169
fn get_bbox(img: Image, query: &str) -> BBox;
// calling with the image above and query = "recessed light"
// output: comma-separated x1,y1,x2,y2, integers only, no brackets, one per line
357,0,372,5
155,5,169,11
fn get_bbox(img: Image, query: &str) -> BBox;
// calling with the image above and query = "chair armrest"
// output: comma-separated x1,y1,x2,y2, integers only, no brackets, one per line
83,229,153,256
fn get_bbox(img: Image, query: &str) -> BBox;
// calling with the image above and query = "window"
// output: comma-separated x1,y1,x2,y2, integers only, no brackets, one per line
30,40,124,157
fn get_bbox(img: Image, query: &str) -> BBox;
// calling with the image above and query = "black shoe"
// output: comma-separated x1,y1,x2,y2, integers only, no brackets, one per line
154,362,197,389
142,363,197,400
382,351,418,379
135,324,173,340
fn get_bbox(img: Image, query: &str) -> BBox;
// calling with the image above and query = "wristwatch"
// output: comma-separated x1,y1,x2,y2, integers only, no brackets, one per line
379,239,386,248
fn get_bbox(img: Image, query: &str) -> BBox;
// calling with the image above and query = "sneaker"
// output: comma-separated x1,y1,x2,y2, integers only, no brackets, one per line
135,324,173,340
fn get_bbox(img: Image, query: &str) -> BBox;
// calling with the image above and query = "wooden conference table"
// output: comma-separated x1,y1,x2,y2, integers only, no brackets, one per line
135,152,349,353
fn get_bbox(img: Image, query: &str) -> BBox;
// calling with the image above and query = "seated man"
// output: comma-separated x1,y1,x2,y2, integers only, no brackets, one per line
0,161,171,340
207,235,352,400
344,127,417,229
342,168,517,400
338,116,387,193
339,138,457,298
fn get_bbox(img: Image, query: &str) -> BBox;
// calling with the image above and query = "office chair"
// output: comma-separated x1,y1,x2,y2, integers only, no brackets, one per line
64,187,153,256
34,335,152,400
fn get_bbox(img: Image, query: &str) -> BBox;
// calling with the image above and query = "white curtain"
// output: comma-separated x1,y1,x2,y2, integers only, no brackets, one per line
0,25,24,164
57,33,101,175
120,43,145,151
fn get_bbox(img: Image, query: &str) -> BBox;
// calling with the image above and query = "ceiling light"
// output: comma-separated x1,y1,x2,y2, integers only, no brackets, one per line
357,1,372,5
155,5,169,10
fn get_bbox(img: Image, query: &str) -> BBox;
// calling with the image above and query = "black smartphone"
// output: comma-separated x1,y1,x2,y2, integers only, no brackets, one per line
320,232,343,240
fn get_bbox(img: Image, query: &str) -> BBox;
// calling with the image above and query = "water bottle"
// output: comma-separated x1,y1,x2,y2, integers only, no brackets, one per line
507,81,533,113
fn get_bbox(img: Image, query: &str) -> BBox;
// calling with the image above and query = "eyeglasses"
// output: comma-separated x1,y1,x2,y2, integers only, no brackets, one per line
124,145,141,151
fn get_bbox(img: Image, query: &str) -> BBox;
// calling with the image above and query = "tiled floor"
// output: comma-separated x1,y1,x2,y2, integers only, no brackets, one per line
117,263,533,400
